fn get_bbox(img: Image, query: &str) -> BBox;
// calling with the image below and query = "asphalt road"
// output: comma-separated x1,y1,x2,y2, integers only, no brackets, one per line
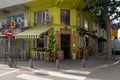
0,66,92,80
1,62,120,80
86,63,120,80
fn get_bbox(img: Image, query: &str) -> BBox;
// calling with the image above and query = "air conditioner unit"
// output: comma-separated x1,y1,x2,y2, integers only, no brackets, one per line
45,11,51,21
21,19,28,28
41,11,51,24
24,19,28,27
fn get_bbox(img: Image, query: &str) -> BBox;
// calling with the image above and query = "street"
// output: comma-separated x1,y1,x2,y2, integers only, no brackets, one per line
0,56,119,80
86,62,120,80
1,63,120,80
0,65,91,80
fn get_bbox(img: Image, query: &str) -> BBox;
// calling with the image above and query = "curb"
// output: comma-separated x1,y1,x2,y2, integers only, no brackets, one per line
109,60,120,66
96,60,120,69
15,59,120,71
16,65,35,71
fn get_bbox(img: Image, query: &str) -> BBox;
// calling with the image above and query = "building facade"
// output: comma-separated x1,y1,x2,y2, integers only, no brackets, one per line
0,0,107,60
0,4,30,58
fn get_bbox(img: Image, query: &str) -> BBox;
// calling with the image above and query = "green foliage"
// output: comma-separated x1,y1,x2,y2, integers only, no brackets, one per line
83,0,120,28
83,0,120,59
98,15,107,29
118,23,120,29
48,32,56,52
84,0,120,15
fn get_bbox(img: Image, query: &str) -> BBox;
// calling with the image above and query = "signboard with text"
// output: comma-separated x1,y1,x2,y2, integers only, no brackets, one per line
6,14,24,29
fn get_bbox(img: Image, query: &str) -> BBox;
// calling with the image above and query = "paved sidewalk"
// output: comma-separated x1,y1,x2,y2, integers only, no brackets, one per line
0,55,119,71
17,55,119,70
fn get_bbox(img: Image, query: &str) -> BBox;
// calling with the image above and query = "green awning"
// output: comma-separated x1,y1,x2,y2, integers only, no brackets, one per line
15,28,50,39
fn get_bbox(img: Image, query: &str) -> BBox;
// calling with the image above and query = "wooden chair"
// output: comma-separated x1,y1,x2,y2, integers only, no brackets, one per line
44,52,50,62
78,47,83,59
50,52,56,62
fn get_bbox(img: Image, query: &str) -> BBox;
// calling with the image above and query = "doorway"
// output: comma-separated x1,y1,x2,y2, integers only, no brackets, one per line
61,34,71,59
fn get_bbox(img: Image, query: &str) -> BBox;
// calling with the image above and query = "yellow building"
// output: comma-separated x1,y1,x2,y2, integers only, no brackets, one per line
15,0,96,60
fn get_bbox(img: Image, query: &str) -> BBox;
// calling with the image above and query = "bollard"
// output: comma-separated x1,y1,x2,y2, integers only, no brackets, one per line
9,58,12,67
81,59,85,68
56,59,59,68
29,59,33,68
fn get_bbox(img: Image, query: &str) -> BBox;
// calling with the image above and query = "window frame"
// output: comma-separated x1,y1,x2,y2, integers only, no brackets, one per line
60,9,70,25
34,9,49,26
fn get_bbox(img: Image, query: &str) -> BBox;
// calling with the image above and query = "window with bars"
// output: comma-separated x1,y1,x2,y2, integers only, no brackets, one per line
34,10,50,26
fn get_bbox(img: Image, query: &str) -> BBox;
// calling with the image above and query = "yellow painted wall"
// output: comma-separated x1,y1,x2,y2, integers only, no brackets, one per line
71,9,77,26
29,4,94,31
49,7,60,24
28,0,95,59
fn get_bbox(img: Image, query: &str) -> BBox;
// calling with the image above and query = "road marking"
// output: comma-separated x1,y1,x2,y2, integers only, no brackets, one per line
96,64,108,68
110,61,120,66
61,69,91,75
0,69,19,77
37,70,87,80
5,68,16,70
16,74,54,80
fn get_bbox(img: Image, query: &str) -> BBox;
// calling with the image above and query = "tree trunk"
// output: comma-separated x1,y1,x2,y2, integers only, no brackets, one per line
106,21,112,60
104,14,112,60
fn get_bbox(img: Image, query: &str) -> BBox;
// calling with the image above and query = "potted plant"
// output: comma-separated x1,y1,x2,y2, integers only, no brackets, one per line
56,45,64,60
48,32,56,61
72,49,76,60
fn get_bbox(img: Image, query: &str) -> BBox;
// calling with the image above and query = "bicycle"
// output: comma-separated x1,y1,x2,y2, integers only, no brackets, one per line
5,51,17,67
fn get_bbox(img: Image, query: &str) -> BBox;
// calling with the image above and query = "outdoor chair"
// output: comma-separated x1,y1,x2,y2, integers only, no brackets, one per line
50,52,56,62
44,52,50,62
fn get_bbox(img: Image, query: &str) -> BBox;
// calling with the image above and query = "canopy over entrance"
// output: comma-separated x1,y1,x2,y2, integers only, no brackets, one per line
15,28,50,39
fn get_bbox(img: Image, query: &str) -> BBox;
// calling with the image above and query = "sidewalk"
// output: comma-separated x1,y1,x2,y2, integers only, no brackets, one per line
16,55,119,70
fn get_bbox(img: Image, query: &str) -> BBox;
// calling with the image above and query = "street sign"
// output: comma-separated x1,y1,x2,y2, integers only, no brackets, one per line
112,24,118,29
5,29,13,38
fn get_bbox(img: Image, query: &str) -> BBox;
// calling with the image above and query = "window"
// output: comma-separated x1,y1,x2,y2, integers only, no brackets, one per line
37,34,48,48
37,37,44,47
34,10,50,26
60,9,70,25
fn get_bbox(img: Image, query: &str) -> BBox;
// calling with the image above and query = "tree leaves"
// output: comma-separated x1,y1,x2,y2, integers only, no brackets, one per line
83,0,120,59
84,0,120,22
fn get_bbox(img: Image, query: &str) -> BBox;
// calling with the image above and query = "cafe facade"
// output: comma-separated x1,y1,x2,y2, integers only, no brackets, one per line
0,0,107,60
15,0,103,60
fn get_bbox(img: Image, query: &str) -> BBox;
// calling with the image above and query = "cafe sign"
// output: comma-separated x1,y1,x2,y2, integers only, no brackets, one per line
60,29,71,34
6,14,24,29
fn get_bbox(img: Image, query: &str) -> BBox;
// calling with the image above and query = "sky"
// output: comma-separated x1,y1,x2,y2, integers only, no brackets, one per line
112,0,120,23
112,7,120,23
0,0,33,9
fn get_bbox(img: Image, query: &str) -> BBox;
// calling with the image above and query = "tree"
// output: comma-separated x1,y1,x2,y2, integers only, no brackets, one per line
83,0,120,60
